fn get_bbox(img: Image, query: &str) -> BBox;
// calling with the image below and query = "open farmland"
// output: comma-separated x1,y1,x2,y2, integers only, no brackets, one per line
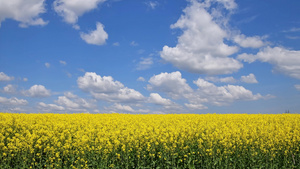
0,113,300,168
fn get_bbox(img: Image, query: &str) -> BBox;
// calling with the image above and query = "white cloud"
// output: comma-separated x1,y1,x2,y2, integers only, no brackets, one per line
205,76,237,83
136,57,153,70
53,0,106,25
212,0,237,10
220,77,237,83
0,72,14,81
147,71,266,110
3,84,16,94
160,1,242,75
233,34,265,48
137,77,145,82
184,103,207,110
147,71,193,99
59,60,67,65
0,0,48,28
9,107,23,112
23,85,51,97
113,103,135,112
148,93,173,106
240,73,258,83
45,62,50,68
145,1,159,9
55,92,96,112
64,91,77,99
23,78,28,82
0,96,28,106
78,72,124,93
147,93,183,112
80,22,108,45
192,78,262,106
91,88,145,103
282,27,300,33
66,92,95,109
38,102,65,111
72,24,80,30
130,41,138,46
56,96,80,109
105,103,150,114
206,74,258,84
37,92,96,113
295,85,300,91
238,46,300,79
78,72,145,102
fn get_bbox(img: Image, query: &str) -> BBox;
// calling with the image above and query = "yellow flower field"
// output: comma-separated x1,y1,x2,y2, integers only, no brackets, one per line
0,113,299,168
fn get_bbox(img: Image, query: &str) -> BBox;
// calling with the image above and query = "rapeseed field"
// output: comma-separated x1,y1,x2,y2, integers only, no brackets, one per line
0,113,299,168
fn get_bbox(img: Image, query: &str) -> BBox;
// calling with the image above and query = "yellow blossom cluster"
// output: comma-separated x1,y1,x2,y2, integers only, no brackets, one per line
0,113,299,168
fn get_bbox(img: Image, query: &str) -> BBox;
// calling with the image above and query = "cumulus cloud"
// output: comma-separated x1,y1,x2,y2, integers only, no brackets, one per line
3,84,16,94
137,77,145,82
148,93,173,106
64,91,77,99
160,0,242,75
192,78,262,106
78,72,124,93
91,88,145,103
0,96,28,106
206,74,258,84
205,76,237,83
113,103,135,113
233,34,265,48
240,73,258,83
80,22,108,45
0,72,14,81
53,0,106,26
38,102,65,111
37,92,95,113
136,57,153,70
145,1,159,9
147,71,193,99
184,103,208,110
105,103,150,114
238,46,300,79
54,92,96,112
147,71,266,110
56,96,80,109
23,85,51,97
212,0,237,10
0,0,48,28
78,72,145,102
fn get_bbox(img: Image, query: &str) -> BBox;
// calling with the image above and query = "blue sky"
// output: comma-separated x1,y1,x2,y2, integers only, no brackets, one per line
0,0,300,114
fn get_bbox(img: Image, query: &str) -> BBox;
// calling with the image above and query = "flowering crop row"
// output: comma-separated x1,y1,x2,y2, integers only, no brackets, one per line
0,113,299,168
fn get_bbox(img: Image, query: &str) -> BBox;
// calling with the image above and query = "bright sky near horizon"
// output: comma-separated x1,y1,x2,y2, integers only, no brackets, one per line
0,0,300,114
